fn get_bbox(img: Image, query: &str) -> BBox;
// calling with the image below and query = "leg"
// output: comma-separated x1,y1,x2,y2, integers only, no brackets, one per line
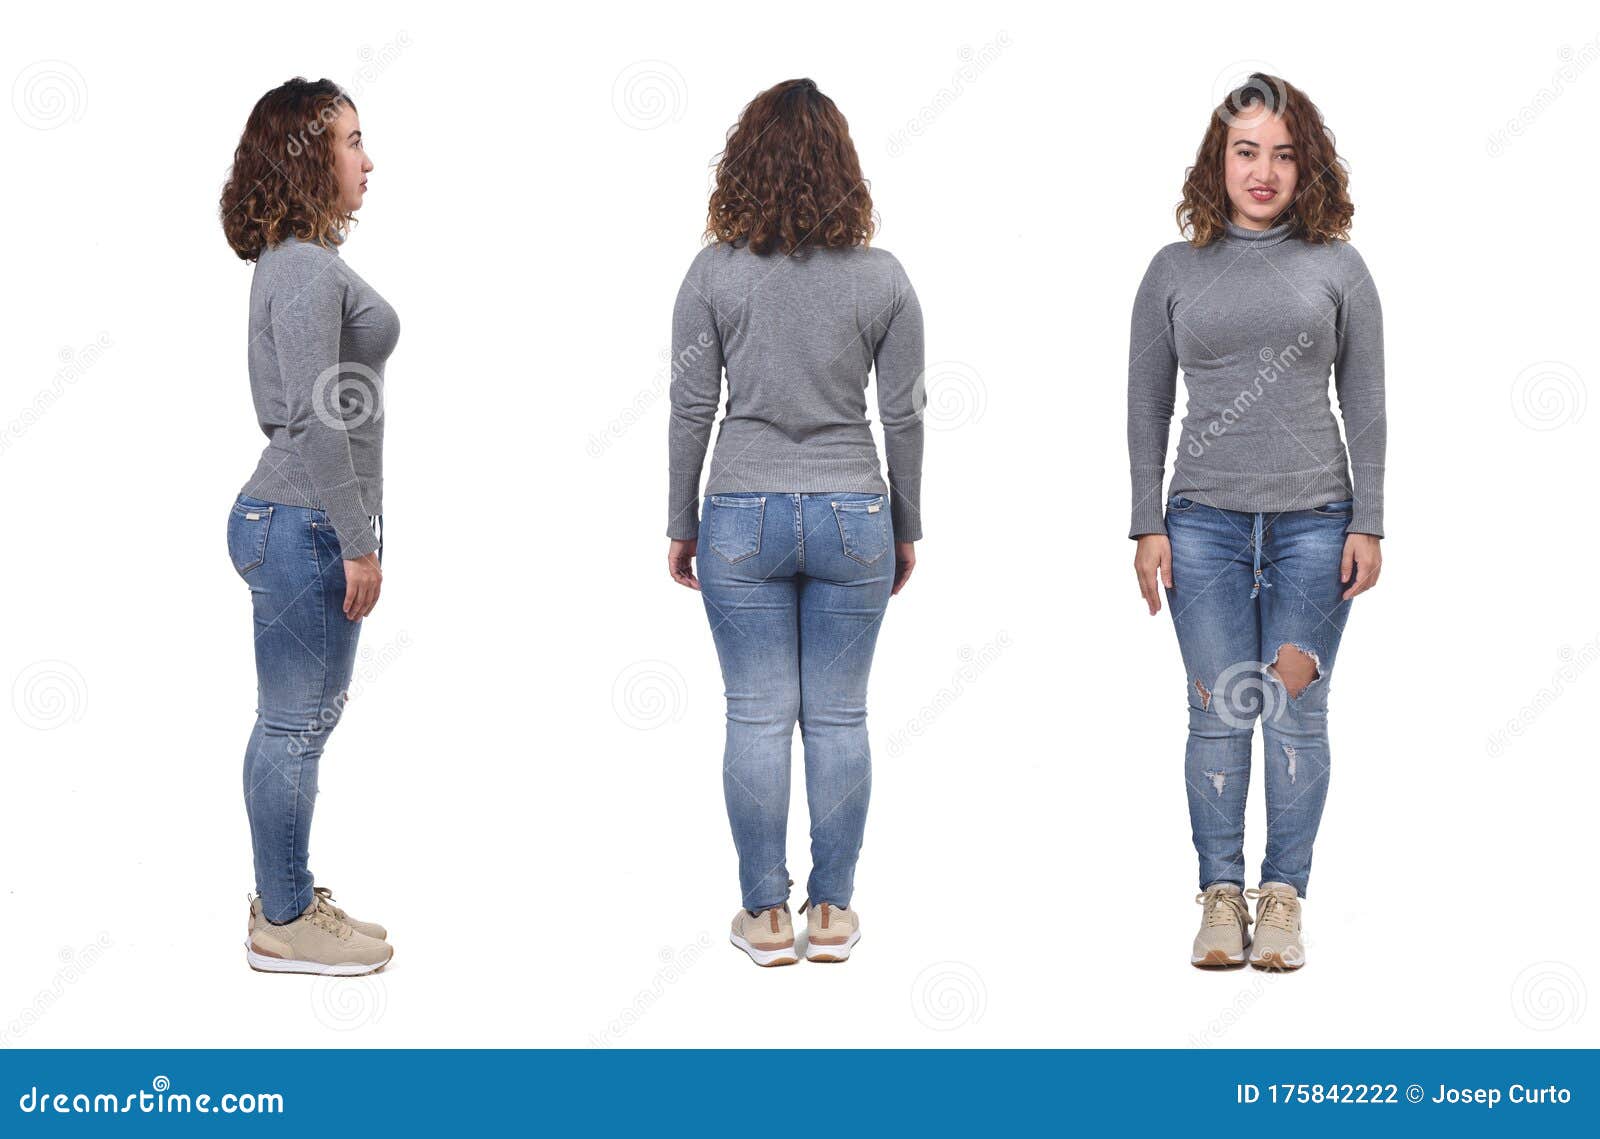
698,493,801,912
1255,508,1355,897
1164,498,1264,891
238,505,362,924
796,493,895,908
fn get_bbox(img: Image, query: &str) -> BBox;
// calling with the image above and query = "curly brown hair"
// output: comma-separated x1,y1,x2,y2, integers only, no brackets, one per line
706,78,874,255
1177,73,1354,247
219,77,357,261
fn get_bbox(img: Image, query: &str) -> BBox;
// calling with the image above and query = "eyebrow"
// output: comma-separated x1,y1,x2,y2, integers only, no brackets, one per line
1232,140,1294,150
348,129,362,142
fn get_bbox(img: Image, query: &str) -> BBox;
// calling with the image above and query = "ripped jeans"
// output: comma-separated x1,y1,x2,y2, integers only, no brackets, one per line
227,494,380,923
1164,494,1356,897
696,491,895,913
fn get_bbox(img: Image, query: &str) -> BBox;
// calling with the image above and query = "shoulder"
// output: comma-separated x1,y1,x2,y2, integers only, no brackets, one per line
1297,237,1377,295
1137,241,1189,289
258,237,347,299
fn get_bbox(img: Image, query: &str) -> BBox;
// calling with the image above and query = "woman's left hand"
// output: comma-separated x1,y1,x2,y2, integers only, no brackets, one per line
668,538,700,590
891,541,916,596
1340,534,1382,600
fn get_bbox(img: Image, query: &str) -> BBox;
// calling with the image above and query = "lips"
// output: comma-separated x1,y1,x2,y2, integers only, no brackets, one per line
1248,187,1276,201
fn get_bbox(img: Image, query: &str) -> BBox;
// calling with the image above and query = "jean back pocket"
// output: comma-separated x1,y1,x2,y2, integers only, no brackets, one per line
228,501,273,575
707,495,765,563
831,495,891,566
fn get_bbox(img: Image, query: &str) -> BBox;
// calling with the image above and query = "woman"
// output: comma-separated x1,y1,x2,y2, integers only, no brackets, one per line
219,77,398,975
666,78,924,967
1127,74,1385,972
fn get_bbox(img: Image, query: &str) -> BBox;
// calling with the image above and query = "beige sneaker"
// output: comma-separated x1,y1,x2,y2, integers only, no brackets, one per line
245,894,393,976
800,899,860,963
249,889,387,942
1192,883,1251,969
1245,882,1304,971
729,905,797,967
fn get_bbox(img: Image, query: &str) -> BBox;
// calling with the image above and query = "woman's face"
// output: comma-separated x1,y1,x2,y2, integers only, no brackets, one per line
1223,106,1297,230
329,102,372,214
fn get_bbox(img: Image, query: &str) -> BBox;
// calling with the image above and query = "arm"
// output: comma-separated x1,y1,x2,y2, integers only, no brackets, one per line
1332,245,1386,537
269,251,379,560
1127,248,1179,539
874,263,925,543
666,252,725,540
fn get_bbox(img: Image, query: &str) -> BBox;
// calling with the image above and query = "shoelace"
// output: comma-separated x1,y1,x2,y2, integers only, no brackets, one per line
308,896,354,939
1244,887,1298,933
312,886,347,917
1196,887,1250,929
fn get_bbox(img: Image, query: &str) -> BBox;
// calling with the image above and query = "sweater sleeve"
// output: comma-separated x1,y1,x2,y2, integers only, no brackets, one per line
1332,244,1387,537
666,249,725,540
1127,247,1179,538
268,250,379,560
873,261,925,542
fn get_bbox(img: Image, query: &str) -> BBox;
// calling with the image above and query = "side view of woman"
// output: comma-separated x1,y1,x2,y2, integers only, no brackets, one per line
666,78,924,967
1127,74,1385,971
219,77,399,975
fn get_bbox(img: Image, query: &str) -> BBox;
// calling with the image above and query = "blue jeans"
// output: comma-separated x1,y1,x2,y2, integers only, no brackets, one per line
697,491,895,912
226,493,380,923
1164,494,1356,898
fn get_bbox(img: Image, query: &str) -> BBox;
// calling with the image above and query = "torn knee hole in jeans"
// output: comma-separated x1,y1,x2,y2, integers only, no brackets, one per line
1202,769,1226,795
1194,678,1211,711
1266,643,1321,700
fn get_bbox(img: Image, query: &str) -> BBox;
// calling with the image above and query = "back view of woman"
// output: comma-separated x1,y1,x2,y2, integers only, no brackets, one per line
666,78,925,967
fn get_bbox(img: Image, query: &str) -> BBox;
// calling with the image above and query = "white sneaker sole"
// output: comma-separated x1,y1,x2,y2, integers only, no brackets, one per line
1249,947,1304,972
244,940,391,976
729,933,797,967
806,928,861,963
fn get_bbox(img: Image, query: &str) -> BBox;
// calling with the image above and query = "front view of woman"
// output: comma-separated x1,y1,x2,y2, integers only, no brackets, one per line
219,78,398,975
1128,74,1386,971
666,78,924,967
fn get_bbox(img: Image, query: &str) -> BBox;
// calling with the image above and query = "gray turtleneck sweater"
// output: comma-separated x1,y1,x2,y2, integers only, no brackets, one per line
1126,219,1386,538
667,241,925,543
240,234,400,560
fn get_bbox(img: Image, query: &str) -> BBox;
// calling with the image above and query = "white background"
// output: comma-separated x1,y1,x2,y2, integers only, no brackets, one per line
2,0,1597,1048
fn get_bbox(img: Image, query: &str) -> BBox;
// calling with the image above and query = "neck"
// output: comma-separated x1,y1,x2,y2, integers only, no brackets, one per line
1224,215,1294,246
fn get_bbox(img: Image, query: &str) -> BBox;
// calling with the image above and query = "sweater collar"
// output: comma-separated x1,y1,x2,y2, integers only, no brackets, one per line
1224,217,1294,247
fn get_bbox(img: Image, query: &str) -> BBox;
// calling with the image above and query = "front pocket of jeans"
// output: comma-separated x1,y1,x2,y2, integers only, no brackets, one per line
708,496,764,563
1166,495,1197,514
228,502,273,574
1311,499,1354,516
831,497,890,566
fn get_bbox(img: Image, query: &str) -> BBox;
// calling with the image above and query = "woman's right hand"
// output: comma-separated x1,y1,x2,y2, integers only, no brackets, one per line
1134,534,1173,616
343,554,382,621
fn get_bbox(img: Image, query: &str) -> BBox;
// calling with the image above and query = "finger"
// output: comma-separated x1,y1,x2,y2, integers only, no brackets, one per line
1138,566,1158,615
1341,543,1354,584
1161,554,1174,592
